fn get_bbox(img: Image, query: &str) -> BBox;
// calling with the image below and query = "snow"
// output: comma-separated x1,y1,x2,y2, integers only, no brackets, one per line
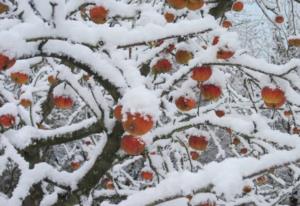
1,0,300,206
120,86,161,121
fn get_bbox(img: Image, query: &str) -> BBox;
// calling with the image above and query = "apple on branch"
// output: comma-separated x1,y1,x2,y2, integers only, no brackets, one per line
121,135,145,156
122,113,154,136
188,135,208,151
261,86,286,109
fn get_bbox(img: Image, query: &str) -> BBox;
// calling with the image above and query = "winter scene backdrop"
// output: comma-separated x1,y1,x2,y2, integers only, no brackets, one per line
0,0,300,205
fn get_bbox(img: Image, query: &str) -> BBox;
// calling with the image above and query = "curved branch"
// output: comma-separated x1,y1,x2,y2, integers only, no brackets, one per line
19,52,121,102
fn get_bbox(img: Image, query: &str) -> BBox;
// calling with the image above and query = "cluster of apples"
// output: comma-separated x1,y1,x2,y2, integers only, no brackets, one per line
167,0,204,10
188,135,209,160
114,105,154,156
212,36,235,60
175,64,222,112
0,54,30,85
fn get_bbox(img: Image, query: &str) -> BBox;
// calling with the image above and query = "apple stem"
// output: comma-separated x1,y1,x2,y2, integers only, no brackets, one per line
271,108,276,119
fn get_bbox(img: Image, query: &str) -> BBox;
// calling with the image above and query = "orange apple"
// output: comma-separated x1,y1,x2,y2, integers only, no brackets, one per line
71,161,80,170
175,96,196,111
53,95,74,109
261,87,286,109
215,110,225,117
114,105,123,121
232,137,240,145
0,3,9,14
121,135,145,155
186,0,204,10
275,15,284,24
167,0,187,9
288,38,300,47
283,110,293,117
164,12,175,23
89,6,108,24
141,171,153,181
190,151,200,160
191,65,212,82
152,59,172,74
212,36,219,45
222,20,232,28
20,99,32,108
0,114,15,128
256,175,268,185
175,50,193,64
0,54,15,71
216,50,235,59
243,185,252,193
122,113,153,135
103,179,115,190
232,1,244,12
188,135,208,151
48,75,58,85
200,84,222,101
11,72,29,84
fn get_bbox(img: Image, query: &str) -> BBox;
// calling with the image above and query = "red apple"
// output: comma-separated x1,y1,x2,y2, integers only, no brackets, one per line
0,54,15,71
261,87,285,109
122,113,153,136
53,95,74,109
232,1,244,12
212,36,219,45
152,59,172,74
240,147,248,154
275,15,284,24
0,114,15,128
89,6,108,24
222,20,232,28
175,96,196,111
216,50,235,59
71,161,80,170
200,84,222,101
141,171,153,181
121,135,145,155
191,65,212,82
198,201,216,206
165,44,176,53
190,151,200,160
215,110,225,117
188,135,208,151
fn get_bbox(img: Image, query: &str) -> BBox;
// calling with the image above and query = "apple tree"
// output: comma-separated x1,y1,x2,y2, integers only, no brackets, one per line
0,0,300,206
